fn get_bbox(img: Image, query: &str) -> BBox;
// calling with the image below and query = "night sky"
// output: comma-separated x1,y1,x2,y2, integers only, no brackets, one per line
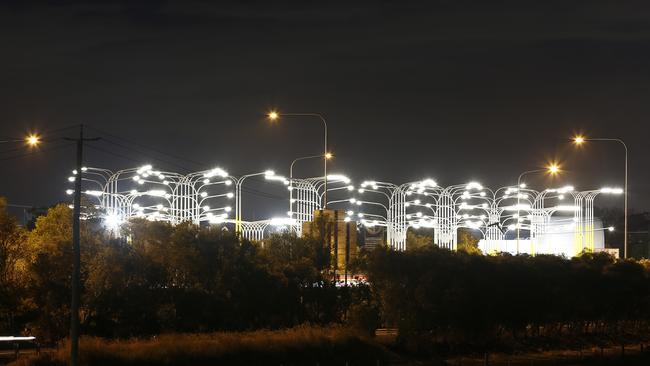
1,1,649,218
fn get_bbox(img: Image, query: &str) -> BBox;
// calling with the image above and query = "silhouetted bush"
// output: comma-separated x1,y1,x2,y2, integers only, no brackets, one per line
362,245,650,349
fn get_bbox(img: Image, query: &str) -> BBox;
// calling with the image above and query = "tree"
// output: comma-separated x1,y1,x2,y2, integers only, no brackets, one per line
25,204,102,341
406,229,433,250
457,228,481,254
0,197,29,334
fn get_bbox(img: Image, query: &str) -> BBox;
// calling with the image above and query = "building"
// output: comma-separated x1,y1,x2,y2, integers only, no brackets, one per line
478,216,606,257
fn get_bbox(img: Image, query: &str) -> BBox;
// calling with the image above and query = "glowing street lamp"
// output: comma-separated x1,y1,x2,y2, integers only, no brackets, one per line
572,135,629,258
516,163,561,253
0,133,40,146
26,134,40,146
268,110,330,208
289,153,332,216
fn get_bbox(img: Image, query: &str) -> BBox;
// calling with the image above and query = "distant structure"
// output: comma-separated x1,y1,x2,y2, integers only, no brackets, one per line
69,164,623,257
478,216,607,257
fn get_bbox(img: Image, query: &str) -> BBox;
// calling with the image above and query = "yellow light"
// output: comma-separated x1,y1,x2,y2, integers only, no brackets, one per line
268,111,279,121
547,164,560,175
325,153,333,159
573,135,585,145
26,134,40,146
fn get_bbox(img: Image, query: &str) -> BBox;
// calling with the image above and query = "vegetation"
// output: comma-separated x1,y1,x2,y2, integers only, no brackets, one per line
2,199,650,360
8,326,387,366
362,245,650,353
0,203,376,342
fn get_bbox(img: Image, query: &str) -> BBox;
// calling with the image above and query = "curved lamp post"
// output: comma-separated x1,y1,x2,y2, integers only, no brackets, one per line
289,153,331,213
268,111,330,208
573,136,629,258
516,164,560,254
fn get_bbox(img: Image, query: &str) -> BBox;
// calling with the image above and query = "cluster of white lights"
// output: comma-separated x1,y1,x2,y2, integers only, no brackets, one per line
327,174,351,184
545,185,575,194
600,187,624,194
68,163,624,254
204,167,228,178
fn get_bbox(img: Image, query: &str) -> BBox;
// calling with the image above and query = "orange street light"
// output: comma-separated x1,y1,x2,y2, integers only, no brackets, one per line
265,110,330,208
515,163,562,253
26,134,41,147
569,134,628,258
573,135,585,145
547,163,560,175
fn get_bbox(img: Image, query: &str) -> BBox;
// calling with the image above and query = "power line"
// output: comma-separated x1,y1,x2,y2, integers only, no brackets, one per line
0,142,73,163
88,140,193,172
0,125,79,155
86,125,206,170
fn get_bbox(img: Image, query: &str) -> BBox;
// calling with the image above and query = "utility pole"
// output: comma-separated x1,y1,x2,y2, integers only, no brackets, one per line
64,125,99,366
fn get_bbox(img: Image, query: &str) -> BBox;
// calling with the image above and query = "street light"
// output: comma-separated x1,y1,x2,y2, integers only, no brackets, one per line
268,110,330,208
26,134,40,146
0,133,40,146
289,153,332,215
516,163,561,253
233,170,287,234
572,135,629,258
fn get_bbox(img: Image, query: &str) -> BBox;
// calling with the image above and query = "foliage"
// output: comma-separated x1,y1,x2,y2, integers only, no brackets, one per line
3,197,650,352
406,228,481,254
363,245,650,349
0,197,29,334
456,228,481,254
8,326,387,366
0,202,359,341
406,229,433,250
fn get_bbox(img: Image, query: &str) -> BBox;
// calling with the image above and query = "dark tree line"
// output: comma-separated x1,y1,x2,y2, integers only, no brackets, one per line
0,202,372,342
2,200,650,349
361,245,650,349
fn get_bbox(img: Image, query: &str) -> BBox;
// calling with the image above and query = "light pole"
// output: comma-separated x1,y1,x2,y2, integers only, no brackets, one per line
62,126,99,366
233,170,287,234
268,111,329,208
289,153,331,212
573,136,629,258
25,127,97,366
516,164,560,254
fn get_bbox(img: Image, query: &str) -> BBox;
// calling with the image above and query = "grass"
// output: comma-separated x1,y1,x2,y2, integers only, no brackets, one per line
8,326,387,366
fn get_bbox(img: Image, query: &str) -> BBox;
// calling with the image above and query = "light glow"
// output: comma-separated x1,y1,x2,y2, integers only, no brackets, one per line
573,135,585,145
26,134,40,146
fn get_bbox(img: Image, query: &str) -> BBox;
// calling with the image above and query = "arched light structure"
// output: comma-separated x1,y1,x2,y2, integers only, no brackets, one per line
68,164,621,256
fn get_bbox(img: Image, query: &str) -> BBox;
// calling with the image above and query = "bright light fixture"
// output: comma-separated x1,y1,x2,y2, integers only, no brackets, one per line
25,134,40,146
327,174,350,183
547,164,560,174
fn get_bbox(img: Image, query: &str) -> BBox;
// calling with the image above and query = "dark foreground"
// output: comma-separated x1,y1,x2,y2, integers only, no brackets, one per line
4,328,650,366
